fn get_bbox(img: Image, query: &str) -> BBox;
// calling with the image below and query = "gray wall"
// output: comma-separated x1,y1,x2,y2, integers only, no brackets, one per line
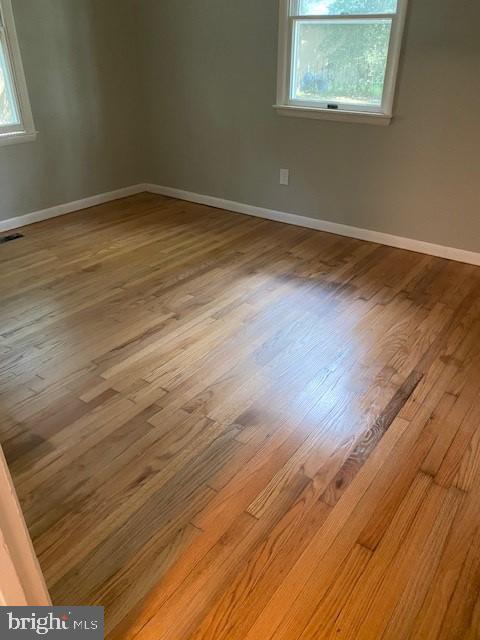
139,0,480,253
2,1,479,253
0,0,145,222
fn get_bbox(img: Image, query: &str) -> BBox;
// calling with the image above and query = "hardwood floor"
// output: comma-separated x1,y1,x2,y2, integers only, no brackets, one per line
1,192,480,639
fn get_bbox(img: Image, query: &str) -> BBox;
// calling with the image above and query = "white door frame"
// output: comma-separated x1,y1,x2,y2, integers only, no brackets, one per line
0,446,51,605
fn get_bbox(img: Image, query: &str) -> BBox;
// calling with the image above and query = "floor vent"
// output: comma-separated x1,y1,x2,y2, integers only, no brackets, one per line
0,233,24,244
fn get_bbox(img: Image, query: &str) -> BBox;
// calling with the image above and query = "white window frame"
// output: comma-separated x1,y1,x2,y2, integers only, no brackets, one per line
0,0,36,146
275,0,409,125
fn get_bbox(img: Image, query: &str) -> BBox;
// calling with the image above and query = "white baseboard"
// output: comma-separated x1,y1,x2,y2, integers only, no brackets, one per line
0,184,147,233
146,183,480,267
2,181,479,267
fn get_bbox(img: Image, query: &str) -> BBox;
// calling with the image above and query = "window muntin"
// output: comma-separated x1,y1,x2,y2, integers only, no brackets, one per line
276,0,408,122
0,0,35,142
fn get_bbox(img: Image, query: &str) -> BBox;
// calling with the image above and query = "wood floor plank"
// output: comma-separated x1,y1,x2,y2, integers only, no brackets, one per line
1,193,479,638
327,472,432,640
373,483,461,640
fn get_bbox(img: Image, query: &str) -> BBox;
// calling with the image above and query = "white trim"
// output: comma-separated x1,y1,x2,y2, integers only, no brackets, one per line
0,0,36,142
275,0,409,123
2,182,479,267
0,184,147,232
145,184,480,267
0,130,37,147
274,104,391,125
289,12,397,20
0,447,50,605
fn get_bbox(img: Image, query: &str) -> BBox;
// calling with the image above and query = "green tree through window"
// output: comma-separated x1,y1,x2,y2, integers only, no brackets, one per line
300,0,397,15
0,42,17,125
294,0,396,105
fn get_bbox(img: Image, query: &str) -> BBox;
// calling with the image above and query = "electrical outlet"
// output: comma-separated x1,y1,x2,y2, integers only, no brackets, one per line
280,169,289,186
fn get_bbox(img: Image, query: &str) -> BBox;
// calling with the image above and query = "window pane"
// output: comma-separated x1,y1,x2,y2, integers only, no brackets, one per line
297,0,397,15
0,37,20,127
291,19,391,106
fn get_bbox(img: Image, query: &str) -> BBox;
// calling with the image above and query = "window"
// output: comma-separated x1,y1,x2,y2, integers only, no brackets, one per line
275,0,408,125
0,0,35,145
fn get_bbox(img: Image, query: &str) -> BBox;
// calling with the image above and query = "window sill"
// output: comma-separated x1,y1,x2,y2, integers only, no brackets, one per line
274,105,392,126
0,130,38,147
